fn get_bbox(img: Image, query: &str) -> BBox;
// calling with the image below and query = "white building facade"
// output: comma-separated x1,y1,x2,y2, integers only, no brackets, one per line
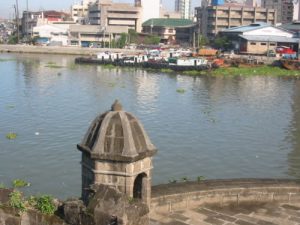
175,0,191,19
135,0,160,22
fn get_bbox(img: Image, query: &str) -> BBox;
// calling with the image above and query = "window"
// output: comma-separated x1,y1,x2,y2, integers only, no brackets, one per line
250,42,256,45
261,42,267,45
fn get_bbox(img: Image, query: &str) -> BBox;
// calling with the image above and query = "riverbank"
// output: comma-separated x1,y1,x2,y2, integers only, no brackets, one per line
182,65,300,77
1,44,300,77
0,44,142,56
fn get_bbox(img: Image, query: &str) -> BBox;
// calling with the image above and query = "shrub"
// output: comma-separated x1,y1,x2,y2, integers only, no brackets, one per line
35,195,56,215
9,190,26,213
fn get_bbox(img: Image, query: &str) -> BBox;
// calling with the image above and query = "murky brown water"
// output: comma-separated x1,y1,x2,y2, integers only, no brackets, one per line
0,53,300,199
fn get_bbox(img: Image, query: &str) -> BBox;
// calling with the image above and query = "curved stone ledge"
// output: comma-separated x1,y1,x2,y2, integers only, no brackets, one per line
150,179,300,213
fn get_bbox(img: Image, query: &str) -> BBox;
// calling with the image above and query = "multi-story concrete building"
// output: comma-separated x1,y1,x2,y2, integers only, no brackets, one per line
22,10,70,36
142,18,193,44
135,0,160,22
262,0,293,24
196,5,276,39
71,0,96,24
88,0,142,32
175,0,191,19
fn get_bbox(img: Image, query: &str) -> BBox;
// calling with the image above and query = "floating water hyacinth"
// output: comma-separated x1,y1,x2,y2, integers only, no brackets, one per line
6,132,17,140
176,88,185,93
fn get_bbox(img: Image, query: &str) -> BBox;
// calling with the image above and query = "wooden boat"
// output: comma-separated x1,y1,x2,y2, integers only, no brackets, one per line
280,59,300,70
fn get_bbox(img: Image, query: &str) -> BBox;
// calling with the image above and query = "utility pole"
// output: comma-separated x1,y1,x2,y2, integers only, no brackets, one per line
26,0,29,40
15,0,19,43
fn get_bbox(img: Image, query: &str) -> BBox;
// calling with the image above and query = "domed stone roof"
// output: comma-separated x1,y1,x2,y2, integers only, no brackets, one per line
77,100,157,162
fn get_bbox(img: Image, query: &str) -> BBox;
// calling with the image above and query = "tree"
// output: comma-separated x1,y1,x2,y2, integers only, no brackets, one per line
213,36,231,50
144,35,161,45
116,33,127,48
198,35,208,49
128,29,138,44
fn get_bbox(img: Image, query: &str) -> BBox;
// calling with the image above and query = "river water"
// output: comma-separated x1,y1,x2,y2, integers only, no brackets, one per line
0,53,300,199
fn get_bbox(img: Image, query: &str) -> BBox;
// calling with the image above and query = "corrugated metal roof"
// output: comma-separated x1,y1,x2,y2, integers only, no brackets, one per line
280,22,300,31
222,23,270,33
142,18,194,28
239,35,300,43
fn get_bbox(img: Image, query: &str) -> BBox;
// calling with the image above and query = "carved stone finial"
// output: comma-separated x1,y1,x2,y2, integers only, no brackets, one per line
111,100,123,111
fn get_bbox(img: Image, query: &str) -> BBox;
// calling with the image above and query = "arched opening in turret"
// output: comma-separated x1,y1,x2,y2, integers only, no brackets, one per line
133,173,147,200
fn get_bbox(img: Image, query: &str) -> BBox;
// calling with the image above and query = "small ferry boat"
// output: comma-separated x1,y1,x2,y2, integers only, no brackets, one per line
168,57,210,71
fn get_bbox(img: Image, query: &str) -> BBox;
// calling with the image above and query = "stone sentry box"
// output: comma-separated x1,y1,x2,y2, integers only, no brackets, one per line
77,100,157,207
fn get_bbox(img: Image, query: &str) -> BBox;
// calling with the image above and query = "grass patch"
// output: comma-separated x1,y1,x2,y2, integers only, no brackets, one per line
0,58,15,62
9,190,26,213
6,132,17,140
211,65,300,77
45,65,64,69
102,64,116,69
176,88,186,94
6,104,15,109
160,68,173,73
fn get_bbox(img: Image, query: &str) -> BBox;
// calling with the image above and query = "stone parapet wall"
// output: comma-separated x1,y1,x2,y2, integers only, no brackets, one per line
0,44,143,56
150,179,300,213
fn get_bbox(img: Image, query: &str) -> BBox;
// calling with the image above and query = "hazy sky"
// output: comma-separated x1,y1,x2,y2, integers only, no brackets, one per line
0,0,200,19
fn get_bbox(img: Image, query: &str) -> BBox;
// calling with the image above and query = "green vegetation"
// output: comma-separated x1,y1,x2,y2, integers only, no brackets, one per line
160,68,173,73
34,195,56,215
212,36,232,50
176,88,186,94
168,178,177,184
144,35,161,45
45,64,64,69
181,176,188,182
9,190,26,213
128,197,135,204
6,104,15,109
0,183,6,189
211,66,300,77
12,179,30,188
102,64,116,69
6,132,17,140
198,35,209,49
0,59,15,62
197,176,205,182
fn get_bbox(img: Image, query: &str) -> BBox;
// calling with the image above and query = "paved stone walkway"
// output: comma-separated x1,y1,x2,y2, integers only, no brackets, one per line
150,203,300,225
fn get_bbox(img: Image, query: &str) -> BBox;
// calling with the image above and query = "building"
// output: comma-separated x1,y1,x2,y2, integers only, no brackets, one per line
77,100,157,206
69,24,128,47
142,18,194,44
219,23,299,54
262,0,293,24
32,24,69,46
160,7,182,19
245,0,257,7
212,0,225,5
21,10,70,36
89,0,142,32
196,5,276,39
71,0,96,24
135,0,160,22
175,0,191,19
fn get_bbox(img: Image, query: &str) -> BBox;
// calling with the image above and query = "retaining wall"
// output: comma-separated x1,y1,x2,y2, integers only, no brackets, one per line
0,44,143,56
150,179,300,213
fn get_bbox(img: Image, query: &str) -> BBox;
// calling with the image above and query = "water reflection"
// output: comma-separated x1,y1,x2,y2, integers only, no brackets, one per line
287,80,300,178
0,53,299,199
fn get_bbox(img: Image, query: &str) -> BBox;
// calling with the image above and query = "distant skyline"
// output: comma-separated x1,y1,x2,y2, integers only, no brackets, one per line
0,0,200,19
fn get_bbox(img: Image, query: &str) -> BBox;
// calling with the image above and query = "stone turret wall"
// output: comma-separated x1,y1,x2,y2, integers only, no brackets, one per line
150,179,300,214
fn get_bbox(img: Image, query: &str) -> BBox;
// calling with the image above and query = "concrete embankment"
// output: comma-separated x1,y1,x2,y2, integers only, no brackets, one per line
0,44,143,56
